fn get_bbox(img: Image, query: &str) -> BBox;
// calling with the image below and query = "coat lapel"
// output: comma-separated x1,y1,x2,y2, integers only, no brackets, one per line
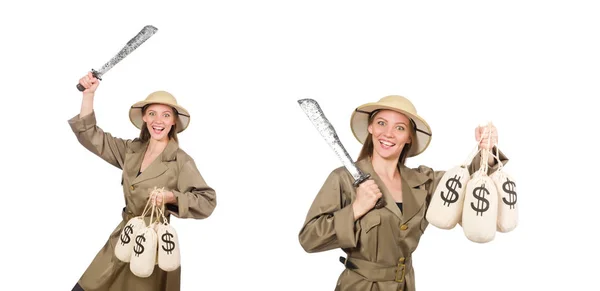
399,164,432,222
125,140,146,183
128,139,179,185
356,159,403,220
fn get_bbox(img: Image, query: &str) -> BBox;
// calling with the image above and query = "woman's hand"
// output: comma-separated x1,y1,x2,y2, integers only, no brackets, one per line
352,179,382,220
151,189,177,206
475,123,498,150
78,71,100,95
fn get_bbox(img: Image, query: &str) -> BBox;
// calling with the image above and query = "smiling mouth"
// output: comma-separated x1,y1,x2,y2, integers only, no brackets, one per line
379,139,396,148
152,125,165,133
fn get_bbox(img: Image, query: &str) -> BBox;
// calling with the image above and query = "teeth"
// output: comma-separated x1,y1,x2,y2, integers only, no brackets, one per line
380,140,395,147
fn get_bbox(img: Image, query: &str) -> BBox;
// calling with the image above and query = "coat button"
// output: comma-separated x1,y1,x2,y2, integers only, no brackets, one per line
130,185,135,191
400,224,408,230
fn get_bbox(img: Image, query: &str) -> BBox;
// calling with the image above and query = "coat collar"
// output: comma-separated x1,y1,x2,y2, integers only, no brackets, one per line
356,158,431,222
126,138,179,185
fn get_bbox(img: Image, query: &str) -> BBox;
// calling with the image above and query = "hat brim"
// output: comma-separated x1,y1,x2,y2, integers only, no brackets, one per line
129,101,190,133
350,104,432,157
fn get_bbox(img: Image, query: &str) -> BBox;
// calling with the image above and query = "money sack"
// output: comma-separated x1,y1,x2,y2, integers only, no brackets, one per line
129,224,158,278
490,170,518,233
115,217,146,262
426,165,470,229
462,171,499,243
157,222,181,271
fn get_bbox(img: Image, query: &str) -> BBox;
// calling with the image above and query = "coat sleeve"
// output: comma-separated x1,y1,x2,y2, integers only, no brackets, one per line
468,146,509,175
416,166,446,200
68,111,131,169
167,157,216,219
298,169,360,253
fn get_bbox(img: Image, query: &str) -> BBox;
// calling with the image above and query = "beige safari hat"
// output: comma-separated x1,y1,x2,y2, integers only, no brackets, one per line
129,91,190,133
350,95,432,157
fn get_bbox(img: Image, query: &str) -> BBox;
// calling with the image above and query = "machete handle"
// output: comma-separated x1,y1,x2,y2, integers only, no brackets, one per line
76,69,101,92
374,198,385,209
352,173,371,187
352,174,386,209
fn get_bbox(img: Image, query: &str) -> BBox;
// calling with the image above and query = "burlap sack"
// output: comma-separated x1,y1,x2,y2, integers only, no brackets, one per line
157,222,181,272
426,165,470,229
115,217,145,263
128,187,165,278
152,193,182,272
129,224,158,278
462,148,499,243
115,188,159,263
490,147,518,233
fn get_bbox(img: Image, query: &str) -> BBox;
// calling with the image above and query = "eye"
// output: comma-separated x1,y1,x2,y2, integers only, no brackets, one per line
377,121,385,126
164,113,171,118
396,125,405,131
148,112,155,116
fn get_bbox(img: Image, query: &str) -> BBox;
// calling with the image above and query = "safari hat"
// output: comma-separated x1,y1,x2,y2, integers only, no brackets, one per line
129,91,190,133
350,95,432,157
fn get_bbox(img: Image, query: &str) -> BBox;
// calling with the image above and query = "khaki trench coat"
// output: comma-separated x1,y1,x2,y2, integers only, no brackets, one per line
68,112,216,291
299,151,507,291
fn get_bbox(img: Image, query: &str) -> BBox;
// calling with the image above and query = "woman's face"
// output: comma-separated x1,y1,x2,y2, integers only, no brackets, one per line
142,104,176,142
368,109,412,161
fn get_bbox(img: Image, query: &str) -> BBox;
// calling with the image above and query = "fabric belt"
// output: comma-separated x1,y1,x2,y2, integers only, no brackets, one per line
122,207,136,221
339,256,411,283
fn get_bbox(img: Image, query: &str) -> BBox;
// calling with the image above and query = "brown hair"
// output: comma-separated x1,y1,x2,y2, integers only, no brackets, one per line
357,110,416,165
138,104,179,143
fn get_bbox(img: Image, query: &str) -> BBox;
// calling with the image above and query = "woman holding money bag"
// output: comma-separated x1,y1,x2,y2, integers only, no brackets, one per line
298,95,507,291
69,72,217,291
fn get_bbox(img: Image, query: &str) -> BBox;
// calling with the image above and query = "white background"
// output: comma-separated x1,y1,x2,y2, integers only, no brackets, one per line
1,1,598,290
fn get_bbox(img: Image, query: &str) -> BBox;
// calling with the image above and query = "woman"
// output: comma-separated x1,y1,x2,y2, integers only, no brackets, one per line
298,95,507,291
69,72,217,291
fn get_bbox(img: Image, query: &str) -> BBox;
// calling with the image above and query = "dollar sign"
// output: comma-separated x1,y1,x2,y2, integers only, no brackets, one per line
441,175,462,206
502,178,517,209
120,224,134,246
470,184,490,216
133,233,146,257
161,230,175,255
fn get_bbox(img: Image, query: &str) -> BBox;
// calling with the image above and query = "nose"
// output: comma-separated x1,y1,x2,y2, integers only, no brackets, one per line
153,115,166,123
384,125,394,137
